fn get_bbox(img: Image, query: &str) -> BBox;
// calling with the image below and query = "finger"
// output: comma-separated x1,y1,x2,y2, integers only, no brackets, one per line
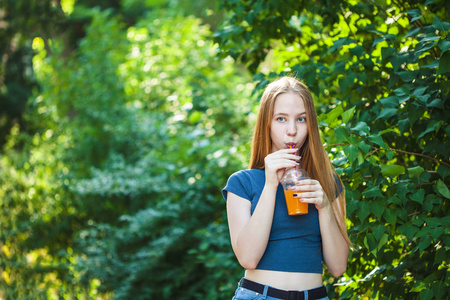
277,148,299,153
295,179,319,186
268,149,301,158
295,196,317,204
267,155,301,163
293,192,316,198
292,185,320,192
266,161,297,172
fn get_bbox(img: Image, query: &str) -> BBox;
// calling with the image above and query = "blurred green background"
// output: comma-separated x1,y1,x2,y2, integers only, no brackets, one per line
0,0,449,299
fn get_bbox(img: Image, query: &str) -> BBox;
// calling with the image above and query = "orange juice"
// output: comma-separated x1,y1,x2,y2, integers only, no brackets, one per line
284,190,308,215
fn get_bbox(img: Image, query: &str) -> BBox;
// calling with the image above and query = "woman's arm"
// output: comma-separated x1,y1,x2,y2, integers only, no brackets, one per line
227,148,300,269
294,180,349,277
226,185,277,269
317,196,349,277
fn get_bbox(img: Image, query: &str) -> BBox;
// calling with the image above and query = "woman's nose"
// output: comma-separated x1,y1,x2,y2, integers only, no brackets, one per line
286,122,297,136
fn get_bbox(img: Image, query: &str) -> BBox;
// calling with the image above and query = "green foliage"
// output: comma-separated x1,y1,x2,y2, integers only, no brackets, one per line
215,0,450,298
66,11,250,298
3,0,450,299
2,3,250,299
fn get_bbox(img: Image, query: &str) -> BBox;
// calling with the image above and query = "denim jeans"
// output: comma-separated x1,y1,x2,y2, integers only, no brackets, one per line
232,280,329,300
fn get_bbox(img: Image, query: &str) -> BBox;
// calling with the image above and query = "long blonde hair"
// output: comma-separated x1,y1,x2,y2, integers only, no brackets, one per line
249,76,352,247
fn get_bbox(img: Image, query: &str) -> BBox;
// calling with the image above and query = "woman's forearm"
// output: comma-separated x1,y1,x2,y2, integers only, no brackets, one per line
232,184,278,269
319,203,350,277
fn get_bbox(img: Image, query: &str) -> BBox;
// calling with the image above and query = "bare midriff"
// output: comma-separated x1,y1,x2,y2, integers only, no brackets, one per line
244,269,323,291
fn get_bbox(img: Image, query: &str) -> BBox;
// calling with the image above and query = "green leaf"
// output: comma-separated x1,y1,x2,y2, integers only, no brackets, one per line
438,39,450,52
437,165,450,179
394,85,410,96
357,201,371,223
342,106,356,123
381,46,395,60
399,224,419,240
405,26,421,38
408,166,425,179
414,37,439,59
378,233,388,249
390,54,404,71
419,35,440,43
325,105,344,124
429,227,444,241
350,45,364,57
362,186,383,198
417,120,441,139
411,15,423,23
438,51,450,74
421,60,439,69
434,247,446,265
375,108,397,120
380,164,405,177
432,281,446,298
407,103,424,125
405,9,421,17
410,281,427,292
436,179,450,199
357,141,371,154
372,36,386,47
363,233,377,253
432,16,450,32
334,126,349,143
418,235,431,254
412,86,427,97
372,224,386,241
426,98,444,109
344,144,359,164
379,96,399,108
372,200,385,220
410,189,425,204
396,70,418,82
351,121,370,136
424,217,446,227
386,150,394,160
383,208,397,226
328,37,353,52
339,75,355,94
368,134,385,148
357,150,364,165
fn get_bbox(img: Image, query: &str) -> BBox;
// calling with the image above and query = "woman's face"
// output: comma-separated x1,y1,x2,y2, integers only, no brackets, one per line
270,92,308,153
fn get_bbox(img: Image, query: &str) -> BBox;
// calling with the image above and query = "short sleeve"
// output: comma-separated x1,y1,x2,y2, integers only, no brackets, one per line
334,173,343,197
222,170,253,202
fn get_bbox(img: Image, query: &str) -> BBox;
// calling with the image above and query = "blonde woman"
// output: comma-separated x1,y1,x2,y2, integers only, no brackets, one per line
222,76,352,300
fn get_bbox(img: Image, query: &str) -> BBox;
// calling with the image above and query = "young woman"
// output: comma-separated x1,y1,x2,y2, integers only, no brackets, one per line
222,76,352,300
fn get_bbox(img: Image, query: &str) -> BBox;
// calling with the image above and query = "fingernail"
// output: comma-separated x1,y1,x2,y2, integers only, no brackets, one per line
293,193,298,197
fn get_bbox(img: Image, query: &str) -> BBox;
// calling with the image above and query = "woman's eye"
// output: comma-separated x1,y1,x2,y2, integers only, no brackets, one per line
298,117,306,122
277,117,286,122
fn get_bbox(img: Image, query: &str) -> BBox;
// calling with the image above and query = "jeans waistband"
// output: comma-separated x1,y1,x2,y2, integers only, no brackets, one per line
240,278,327,300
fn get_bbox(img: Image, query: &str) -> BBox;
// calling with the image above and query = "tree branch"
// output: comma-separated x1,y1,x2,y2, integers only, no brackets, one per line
325,143,450,168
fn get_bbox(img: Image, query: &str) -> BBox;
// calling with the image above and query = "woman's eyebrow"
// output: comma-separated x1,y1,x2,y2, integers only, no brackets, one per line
273,111,306,116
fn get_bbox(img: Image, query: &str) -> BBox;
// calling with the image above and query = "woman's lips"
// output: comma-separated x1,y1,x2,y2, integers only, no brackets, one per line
285,143,296,149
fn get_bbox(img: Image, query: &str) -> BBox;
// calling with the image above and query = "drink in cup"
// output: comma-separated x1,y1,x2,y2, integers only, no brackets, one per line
280,163,310,215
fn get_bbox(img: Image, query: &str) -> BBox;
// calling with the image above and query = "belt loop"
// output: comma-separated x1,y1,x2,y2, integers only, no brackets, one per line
304,289,308,300
238,277,244,287
288,291,296,300
262,284,269,299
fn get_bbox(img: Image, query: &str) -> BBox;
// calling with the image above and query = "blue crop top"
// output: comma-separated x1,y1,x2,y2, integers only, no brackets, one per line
222,169,325,273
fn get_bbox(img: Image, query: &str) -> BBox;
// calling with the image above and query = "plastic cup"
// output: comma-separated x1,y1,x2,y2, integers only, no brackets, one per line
283,187,308,215
280,164,309,215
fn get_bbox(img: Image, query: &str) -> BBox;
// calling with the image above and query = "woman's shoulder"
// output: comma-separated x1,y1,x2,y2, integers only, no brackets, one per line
230,168,265,180
225,168,265,189
223,168,265,201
